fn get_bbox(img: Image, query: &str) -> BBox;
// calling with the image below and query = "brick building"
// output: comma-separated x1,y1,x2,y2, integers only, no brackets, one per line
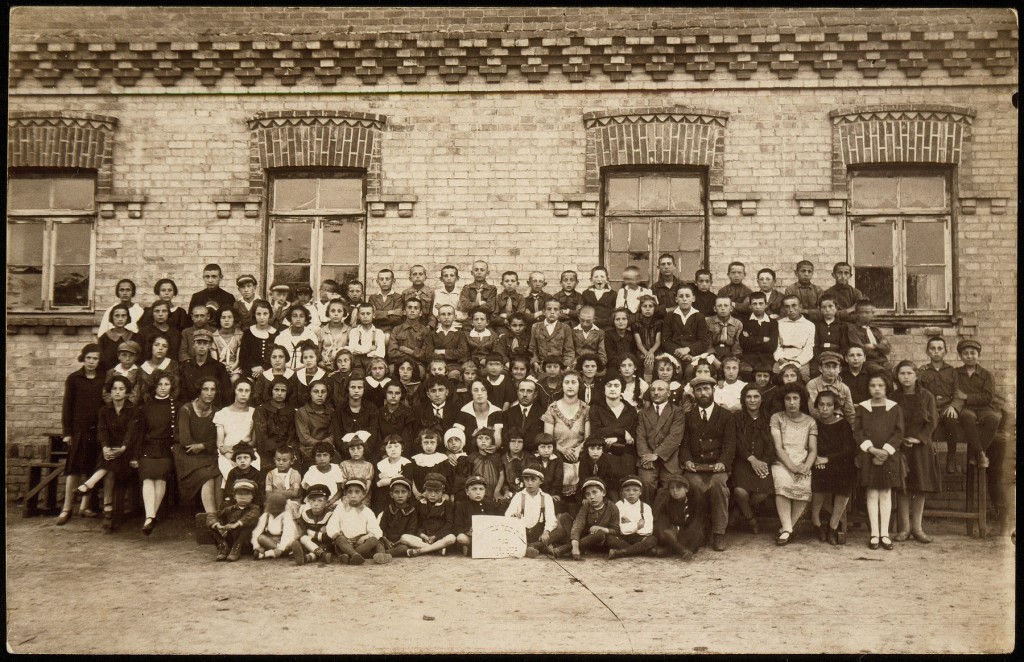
6,8,1017,500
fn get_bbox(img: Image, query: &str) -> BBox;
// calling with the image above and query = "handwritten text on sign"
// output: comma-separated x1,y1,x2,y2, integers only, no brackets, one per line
471,515,528,559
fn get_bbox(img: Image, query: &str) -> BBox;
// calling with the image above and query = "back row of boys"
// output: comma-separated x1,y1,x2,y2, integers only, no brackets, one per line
162,257,881,377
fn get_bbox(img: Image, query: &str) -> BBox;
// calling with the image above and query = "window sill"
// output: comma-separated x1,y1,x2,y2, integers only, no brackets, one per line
7,313,98,334
874,314,956,331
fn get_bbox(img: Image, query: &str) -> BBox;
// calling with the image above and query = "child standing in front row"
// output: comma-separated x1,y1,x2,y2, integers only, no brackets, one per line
855,374,905,551
339,433,375,503
810,391,857,546
375,434,413,513
467,427,504,502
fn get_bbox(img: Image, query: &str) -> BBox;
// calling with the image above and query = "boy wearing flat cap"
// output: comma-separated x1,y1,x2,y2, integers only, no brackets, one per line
551,477,620,560
233,274,260,328
452,474,498,556
651,473,707,560
103,340,142,405
806,351,856,424
376,477,419,558
607,476,657,559
505,465,570,558
326,479,388,565
406,472,457,557
210,477,261,562
293,484,335,565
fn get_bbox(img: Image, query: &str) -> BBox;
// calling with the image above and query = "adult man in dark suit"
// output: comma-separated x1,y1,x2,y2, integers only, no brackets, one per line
503,377,545,452
681,375,736,552
413,374,459,433
635,379,686,500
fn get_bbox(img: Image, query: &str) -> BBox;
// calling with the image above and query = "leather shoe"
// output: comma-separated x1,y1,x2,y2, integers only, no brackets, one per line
712,533,726,552
868,536,880,550
817,522,829,542
880,536,894,550
911,530,932,544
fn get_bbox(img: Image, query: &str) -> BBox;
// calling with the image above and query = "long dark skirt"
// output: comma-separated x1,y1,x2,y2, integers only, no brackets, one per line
172,446,220,499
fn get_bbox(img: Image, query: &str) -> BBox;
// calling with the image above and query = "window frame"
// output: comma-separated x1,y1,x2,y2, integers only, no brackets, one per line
266,169,368,291
6,172,98,313
601,167,709,288
847,168,955,319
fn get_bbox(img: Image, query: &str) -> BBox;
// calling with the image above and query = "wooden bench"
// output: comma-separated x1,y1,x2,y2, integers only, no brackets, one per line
23,435,68,518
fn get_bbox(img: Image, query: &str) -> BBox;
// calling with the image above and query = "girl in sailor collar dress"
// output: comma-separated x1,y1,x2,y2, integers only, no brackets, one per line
854,374,905,551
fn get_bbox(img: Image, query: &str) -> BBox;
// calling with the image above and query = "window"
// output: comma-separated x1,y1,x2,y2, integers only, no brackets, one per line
6,172,96,312
602,170,707,288
848,169,952,315
267,171,366,291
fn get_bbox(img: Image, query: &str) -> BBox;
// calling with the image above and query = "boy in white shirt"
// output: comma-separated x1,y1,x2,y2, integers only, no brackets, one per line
505,466,571,558
614,265,654,315
607,475,657,559
326,479,389,565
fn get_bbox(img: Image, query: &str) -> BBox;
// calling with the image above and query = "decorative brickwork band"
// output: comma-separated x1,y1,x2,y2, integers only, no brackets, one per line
829,104,976,193
246,111,387,198
8,26,1018,88
584,107,730,194
7,111,119,195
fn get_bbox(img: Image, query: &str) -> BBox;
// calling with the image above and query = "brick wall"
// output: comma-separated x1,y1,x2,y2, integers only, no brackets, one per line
5,9,1017,501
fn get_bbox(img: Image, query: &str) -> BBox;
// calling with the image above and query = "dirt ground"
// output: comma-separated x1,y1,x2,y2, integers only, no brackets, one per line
5,503,1015,655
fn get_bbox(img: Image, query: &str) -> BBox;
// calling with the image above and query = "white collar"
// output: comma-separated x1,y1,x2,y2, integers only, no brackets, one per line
297,368,326,385
249,325,272,339
700,403,716,417
858,398,898,412
487,374,506,386
365,375,390,388
469,328,492,338
674,306,698,322
142,357,171,373
263,367,294,380
779,315,805,324
113,364,136,376
436,326,456,335
574,324,595,333
748,313,769,322
461,401,499,415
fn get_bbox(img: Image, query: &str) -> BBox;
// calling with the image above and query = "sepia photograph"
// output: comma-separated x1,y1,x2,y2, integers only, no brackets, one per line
5,6,1017,654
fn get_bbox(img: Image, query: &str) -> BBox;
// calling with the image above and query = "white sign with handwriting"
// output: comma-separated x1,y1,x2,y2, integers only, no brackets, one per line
471,515,528,559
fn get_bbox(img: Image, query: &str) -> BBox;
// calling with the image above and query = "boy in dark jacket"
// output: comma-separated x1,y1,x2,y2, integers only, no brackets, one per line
552,477,620,560
451,474,497,556
406,472,456,557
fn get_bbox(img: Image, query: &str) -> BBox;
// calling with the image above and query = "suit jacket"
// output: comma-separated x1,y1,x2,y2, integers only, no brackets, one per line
635,401,687,473
528,320,575,368
414,399,459,433
503,402,546,451
662,307,709,358
680,405,735,467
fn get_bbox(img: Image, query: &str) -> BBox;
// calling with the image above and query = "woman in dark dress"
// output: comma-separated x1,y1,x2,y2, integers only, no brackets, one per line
891,361,941,543
252,375,299,459
174,376,222,516
77,374,139,533
133,369,179,535
587,374,639,485
56,343,107,525
138,278,191,333
730,383,775,534
810,390,858,545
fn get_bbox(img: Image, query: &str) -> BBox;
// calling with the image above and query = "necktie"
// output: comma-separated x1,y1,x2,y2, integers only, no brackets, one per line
701,408,708,423
434,406,443,419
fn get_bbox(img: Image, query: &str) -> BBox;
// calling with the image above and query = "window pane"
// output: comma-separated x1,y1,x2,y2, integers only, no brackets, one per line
905,221,946,266
853,223,893,267
53,265,90,307
272,265,311,292
850,176,898,209
669,176,702,211
321,221,361,265
321,265,359,286
856,268,894,309
627,221,650,252
907,266,946,310
273,222,312,264
900,176,946,210
639,176,670,211
606,252,628,290
52,178,95,210
659,219,702,255
608,222,629,252
272,179,317,212
606,176,639,212
8,179,50,210
54,223,92,265
318,178,363,211
8,222,45,265
7,270,43,309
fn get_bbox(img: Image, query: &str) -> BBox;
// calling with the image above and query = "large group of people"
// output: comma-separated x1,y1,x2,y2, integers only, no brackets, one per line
56,255,1010,564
